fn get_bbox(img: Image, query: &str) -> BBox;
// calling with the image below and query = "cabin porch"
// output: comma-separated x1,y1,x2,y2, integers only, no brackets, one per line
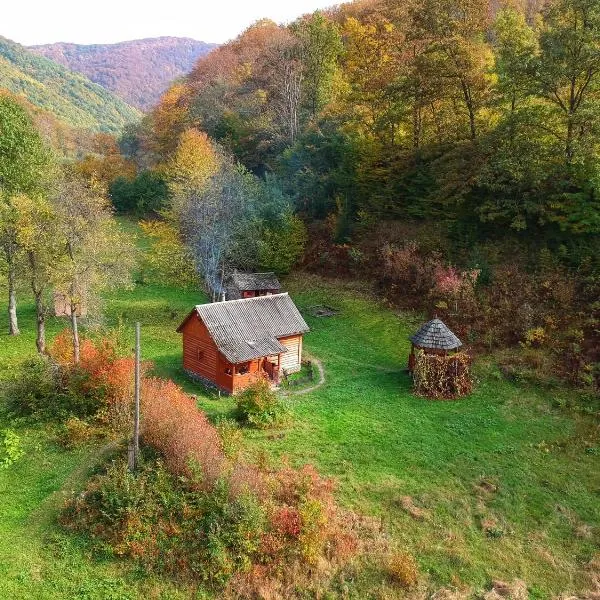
219,354,282,394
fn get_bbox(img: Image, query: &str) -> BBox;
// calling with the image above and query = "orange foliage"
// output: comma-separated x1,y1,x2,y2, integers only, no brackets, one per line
74,133,136,189
140,377,224,487
49,329,91,367
49,329,150,428
147,83,190,157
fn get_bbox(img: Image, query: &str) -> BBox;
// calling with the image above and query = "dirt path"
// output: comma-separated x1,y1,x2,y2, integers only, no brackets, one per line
326,352,406,374
282,352,406,398
281,356,326,397
28,439,123,531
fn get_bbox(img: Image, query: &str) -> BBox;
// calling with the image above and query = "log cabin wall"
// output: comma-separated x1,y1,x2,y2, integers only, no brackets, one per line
181,315,221,384
182,315,277,394
279,334,303,373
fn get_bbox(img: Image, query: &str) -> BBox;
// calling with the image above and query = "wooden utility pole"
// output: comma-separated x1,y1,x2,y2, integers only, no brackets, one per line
129,322,141,471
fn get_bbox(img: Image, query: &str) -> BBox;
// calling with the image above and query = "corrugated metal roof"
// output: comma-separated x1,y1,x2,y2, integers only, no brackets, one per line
230,272,281,292
195,293,309,363
410,318,462,350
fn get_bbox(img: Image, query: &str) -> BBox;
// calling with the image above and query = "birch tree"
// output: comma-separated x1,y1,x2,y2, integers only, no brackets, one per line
0,95,54,335
13,194,60,354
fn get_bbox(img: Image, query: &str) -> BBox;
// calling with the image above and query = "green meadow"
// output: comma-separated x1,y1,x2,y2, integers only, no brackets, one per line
0,225,598,598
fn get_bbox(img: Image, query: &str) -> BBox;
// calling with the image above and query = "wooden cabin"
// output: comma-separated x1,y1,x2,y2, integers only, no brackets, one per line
408,318,462,371
54,291,86,318
225,272,281,300
177,293,309,394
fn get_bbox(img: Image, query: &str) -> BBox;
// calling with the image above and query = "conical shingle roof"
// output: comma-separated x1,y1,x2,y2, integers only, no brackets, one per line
410,318,462,351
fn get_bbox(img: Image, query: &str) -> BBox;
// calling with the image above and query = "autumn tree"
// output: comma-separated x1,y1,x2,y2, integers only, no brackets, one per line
178,156,258,298
493,8,537,117
13,194,60,353
0,94,54,336
259,27,304,144
535,0,600,166
74,133,136,190
293,11,343,120
139,220,199,287
163,128,220,198
342,15,405,146
409,0,493,141
51,172,135,362
146,83,190,159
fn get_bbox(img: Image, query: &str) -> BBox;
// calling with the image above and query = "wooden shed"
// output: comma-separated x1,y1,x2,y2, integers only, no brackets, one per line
53,291,86,318
408,318,462,371
177,293,309,394
225,271,281,300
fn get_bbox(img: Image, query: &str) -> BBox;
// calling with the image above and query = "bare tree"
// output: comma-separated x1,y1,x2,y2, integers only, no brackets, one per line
260,30,304,144
176,157,258,300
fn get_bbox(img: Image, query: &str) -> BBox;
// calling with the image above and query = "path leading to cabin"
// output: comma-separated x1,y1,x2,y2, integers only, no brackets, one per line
282,356,325,396
326,352,406,374
281,351,406,398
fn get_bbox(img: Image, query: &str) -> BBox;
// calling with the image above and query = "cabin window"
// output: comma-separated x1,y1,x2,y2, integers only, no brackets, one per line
238,363,249,375
224,366,232,376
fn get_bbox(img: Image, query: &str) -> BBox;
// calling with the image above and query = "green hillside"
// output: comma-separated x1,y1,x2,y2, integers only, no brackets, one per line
0,36,140,134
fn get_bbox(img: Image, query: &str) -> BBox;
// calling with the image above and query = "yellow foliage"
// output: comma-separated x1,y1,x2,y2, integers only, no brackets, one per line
162,128,220,197
388,551,419,588
521,327,547,348
148,83,190,157
139,219,199,288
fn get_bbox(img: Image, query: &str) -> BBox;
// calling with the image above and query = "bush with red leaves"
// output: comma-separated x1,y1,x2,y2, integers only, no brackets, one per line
140,377,224,488
63,375,364,595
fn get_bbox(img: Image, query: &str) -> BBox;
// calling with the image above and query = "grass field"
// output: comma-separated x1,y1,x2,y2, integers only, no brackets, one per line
0,223,598,598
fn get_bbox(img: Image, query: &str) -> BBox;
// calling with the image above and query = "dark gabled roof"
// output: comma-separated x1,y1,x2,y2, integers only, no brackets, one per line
410,318,462,351
179,293,309,364
229,271,281,291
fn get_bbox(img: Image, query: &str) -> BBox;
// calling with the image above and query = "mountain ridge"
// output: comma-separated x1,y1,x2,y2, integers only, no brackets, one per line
0,35,140,134
29,37,217,111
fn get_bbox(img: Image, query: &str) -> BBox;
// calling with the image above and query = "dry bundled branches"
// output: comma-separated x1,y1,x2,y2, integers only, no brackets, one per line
412,349,473,399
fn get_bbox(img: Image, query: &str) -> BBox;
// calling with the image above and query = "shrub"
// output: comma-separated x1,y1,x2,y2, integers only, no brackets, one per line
60,417,96,448
388,551,419,588
64,390,361,593
64,456,266,585
141,377,224,487
4,356,58,417
380,242,441,307
215,418,244,460
236,379,287,428
47,329,151,432
0,429,24,469
412,350,473,399
298,497,327,565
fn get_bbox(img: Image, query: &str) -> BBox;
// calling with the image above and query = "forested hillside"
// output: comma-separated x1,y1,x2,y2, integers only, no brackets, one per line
137,0,600,240
30,37,216,110
118,0,599,391
0,36,140,133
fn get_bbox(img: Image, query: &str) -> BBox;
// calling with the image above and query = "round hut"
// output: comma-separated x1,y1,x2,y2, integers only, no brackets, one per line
408,318,462,371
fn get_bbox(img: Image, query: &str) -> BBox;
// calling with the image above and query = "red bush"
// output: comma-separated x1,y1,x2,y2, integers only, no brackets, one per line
272,506,302,538
140,377,225,488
